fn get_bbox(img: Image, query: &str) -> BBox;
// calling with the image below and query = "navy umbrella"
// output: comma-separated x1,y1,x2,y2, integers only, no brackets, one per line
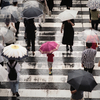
67,69,97,92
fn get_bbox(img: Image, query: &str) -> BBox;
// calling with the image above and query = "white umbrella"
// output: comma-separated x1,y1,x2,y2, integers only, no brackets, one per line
2,44,28,60
58,9,78,22
0,65,8,81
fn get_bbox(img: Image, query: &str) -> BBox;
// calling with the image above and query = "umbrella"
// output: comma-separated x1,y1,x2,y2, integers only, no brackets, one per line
78,29,100,43
0,65,8,81
23,1,43,10
67,69,97,92
87,0,100,10
39,41,60,54
58,9,78,22
21,6,43,19
0,5,20,22
2,44,28,60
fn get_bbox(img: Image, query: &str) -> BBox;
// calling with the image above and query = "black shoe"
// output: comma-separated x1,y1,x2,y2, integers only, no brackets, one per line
39,24,42,29
66,47,69,51
13,93,16,96
16,92,20,97
70,47,73,52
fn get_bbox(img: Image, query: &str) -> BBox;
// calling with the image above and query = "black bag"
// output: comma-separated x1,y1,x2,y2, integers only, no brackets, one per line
7,62,17,80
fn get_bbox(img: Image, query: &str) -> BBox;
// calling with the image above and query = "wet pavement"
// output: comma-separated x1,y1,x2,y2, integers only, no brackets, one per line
0,0,100,100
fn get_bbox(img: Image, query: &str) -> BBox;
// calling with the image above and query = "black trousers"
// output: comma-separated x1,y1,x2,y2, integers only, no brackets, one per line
91,20,98,30
84,67,94,73
27,38,35,51
15,21,20,37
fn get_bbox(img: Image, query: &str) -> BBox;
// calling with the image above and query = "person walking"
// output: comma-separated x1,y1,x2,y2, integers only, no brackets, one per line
61,19,75,52
2,17,16,46
60,0,72,9
81,42,96,73
90,9,100,30
26,18,36,56
12,1,20,38
47,53,54,75
7,59,21,97
37,0,49,28
0,44,4,66
70,85,84,100
46,0,54,14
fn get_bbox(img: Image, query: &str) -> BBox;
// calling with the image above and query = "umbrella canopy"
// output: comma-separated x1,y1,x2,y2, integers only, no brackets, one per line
87,0,100,10
21,6,43,19
23,1,43,10
67,69,97,92
58,9,78,22
78,29,100,43
0,65,8,81
0,5,20,22
2,44,28,60
39,41,60,54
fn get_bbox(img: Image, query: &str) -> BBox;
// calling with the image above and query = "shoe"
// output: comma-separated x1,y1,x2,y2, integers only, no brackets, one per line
50,68,52,71
16,92,20,97
49,72,52,75
32,52,35,56
39,24,42,29
66,47,69,51
70,47,73,52
13,93,16,96
27,47,30,51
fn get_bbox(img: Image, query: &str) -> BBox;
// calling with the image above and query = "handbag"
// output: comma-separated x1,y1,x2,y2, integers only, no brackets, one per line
3,27,15,44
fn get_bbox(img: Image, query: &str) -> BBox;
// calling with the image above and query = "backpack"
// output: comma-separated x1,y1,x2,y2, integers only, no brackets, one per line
7,62,17,80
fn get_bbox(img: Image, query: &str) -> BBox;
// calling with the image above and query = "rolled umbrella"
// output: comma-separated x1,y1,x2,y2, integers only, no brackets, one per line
39,41,60,54
2,44,28,60
58,9,78,22
67,69,97,92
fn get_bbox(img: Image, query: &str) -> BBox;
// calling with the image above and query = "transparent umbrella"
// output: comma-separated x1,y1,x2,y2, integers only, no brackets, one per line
78,29,100,43
87,0,100,10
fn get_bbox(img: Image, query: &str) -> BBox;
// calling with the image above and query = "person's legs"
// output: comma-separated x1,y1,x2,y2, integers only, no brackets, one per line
48,62,52,75
39,17,42,28
66,44,69,51
91,20,94,29
95,20,98,30
27,39,30,50
88,68,94,73
15,21,20,37
10,82,16,94
84,68,88,72
31,38,35,55
14,81,20,97
70,45,73,52
43,13,45,23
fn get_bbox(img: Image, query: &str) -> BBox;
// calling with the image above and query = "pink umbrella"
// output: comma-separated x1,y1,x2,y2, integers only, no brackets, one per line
39,41,60,54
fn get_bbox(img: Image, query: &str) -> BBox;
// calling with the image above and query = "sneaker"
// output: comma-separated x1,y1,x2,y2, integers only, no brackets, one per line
16,92,20,97
49,72,52,75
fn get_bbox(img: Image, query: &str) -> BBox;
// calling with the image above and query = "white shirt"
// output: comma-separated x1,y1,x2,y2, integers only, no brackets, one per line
0,44,4,63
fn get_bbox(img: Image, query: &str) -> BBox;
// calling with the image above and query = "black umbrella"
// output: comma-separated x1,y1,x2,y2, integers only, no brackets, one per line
22,7,43,19
67,69,97,92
